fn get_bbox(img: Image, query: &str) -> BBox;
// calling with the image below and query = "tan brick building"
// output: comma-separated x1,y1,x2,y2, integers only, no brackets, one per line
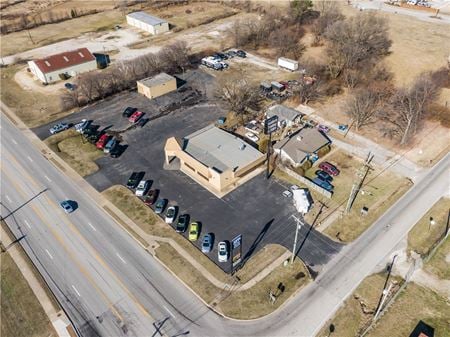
137,73,177,100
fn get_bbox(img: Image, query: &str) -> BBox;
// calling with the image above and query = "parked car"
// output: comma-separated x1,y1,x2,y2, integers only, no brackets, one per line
143,189,158,205
317,124,330,133
128,110,144,123
313,177,334,191
218,241,229,262
217,116,226,125
245,132,259,143
122,107,137,118
319,161,340,176
227,50,238,57
135,180,150,197
126,172,144,189
137,118,148,128
60,200,74,213
188,222,199,241
165,206,177,224
176,214,189,233
110,145,122,158
337,124,348,133
154,199,167,214
104,137,117,154
64,83,76,91
236,50,246,58
49,122,69,135
201,233,213,253
315,170,333,182
95,134,110,149
74,119,90,133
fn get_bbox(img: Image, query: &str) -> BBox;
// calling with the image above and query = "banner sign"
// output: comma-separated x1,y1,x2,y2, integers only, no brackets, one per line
231,234,242,269
264,115,278,134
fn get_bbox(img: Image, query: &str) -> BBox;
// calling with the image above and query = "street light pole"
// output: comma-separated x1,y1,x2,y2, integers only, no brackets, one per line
290,215,302,264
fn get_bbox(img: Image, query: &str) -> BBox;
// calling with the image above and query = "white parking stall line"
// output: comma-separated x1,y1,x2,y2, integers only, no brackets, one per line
27,156,33,162
44,175,52,182
24,220,31,229
116,253,126,264
163,306,175,318
45,249,54,259
5,195,12,203
72,285,81,297
87,222,97,231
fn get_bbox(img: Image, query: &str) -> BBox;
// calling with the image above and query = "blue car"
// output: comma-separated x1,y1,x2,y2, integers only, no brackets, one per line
60,200,74,213
313,177,334,191
315,170,333,182
201,233,213,253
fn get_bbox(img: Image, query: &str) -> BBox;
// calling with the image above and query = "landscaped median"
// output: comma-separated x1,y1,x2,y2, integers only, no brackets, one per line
44,129,103,177
102,185,311,319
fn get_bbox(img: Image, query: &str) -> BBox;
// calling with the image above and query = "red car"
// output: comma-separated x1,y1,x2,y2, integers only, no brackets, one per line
143,189,159,206
96,134,110,149
319,161,340,176
128,110,144,123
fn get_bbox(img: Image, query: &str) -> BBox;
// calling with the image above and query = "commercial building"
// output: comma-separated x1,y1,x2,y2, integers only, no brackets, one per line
27,48,97,84
274,127,331,167
164,125,265,196
266,104,303,128
126,11,169,35
137,73,177,100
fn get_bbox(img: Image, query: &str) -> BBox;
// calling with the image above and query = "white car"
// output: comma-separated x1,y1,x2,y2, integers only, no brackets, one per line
74,119,89,133
165,206,176,224
218,241,229,263
245,132,259,142
135,180,149,197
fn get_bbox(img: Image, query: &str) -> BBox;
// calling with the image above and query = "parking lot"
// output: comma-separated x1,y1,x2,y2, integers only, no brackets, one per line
33,69,342,273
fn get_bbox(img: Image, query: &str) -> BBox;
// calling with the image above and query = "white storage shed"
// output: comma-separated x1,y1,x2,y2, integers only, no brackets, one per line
126,12,169,35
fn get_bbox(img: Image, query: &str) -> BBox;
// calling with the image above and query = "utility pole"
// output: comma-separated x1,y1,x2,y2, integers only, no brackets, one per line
345,152,374,213
374,282,393,320
290,215,303,264
266,132,272,179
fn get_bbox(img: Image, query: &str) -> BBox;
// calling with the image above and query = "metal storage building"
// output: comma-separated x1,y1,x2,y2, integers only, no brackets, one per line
27,48,97,84
126,11,169,35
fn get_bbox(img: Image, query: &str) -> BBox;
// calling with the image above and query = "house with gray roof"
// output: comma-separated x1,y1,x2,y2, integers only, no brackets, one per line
266,104,304,128
126,12,169,35
274,127,331,167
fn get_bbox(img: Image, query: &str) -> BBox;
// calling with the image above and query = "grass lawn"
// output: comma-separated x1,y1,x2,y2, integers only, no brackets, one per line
1,10,124,57
44,129,104,177
408,197,450,256
425,236,450,280
366,283,450,337
1,252,57,337
0,65,64,127
218,257,310,319
317,273,402,337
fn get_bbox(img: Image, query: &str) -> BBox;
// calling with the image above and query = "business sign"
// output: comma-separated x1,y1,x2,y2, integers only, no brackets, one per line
231,234,243,269
264,115,278,134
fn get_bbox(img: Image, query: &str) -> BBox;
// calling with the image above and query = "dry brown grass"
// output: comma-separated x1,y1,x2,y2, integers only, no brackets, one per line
1,252,57,337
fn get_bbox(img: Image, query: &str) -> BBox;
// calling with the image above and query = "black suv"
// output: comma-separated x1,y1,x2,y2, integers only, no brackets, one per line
176,214,189,233
122,107,137,118
236,50,246,58
126,171,145,189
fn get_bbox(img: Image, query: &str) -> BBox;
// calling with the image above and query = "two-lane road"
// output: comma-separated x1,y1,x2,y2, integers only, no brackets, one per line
1,108,449,337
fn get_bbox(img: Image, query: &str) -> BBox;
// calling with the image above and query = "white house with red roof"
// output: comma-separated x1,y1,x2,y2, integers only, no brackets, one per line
27,48,97,84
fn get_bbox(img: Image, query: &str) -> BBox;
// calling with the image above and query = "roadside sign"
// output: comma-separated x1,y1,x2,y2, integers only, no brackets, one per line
231,234,242,270
264,115,278,134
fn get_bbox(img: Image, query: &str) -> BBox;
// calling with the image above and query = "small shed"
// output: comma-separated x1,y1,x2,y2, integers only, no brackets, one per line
137,73,177,100
126,12,169,35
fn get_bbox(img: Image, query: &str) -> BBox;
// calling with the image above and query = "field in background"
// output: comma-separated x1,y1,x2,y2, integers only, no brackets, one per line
0,252,57,337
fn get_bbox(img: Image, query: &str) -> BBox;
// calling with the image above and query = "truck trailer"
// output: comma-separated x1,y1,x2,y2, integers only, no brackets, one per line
278,57,299,71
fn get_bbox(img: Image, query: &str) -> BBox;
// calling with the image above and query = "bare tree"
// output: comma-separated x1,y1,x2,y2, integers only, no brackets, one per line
312,1,344,44
388,75,440,144
161,41,191,72
76,73,97,103
289,0,313,23
229,19,245,47
216,71,260,121
269,28,305,59
294,77,323,104
324,13,391,78
346,88,383,130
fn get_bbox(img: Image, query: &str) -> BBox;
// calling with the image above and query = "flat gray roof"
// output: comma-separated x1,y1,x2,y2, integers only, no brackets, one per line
138,72,175,87
183,125,264,172
127,11,167,26
267,104,303,122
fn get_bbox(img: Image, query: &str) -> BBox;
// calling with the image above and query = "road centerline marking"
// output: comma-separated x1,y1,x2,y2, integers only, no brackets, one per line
27,156,33,162
5,195,12,203
116,253,126,264
87,222,97,231
44,175,52,182
163,306,175,318
24,220,31,229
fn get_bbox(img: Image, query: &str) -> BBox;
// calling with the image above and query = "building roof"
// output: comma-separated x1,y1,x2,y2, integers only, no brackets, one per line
266,105,303,123
127,11,167,26
138,73,175,87
274,127,331,164
183,125,264,172
32,48,95,74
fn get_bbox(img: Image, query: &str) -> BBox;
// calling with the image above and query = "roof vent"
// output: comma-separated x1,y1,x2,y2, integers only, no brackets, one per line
78,52,84,58
63,56,69,62
239,144,246,151
44,61,51,66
